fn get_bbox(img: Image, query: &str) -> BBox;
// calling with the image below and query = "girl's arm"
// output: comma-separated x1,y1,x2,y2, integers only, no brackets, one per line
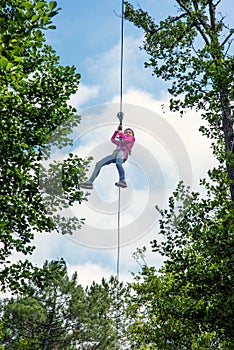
111,130,120,146
118,132,135,144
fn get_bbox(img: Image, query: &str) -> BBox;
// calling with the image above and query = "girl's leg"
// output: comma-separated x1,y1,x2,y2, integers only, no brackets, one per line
115,150,125,181
89,155,115,183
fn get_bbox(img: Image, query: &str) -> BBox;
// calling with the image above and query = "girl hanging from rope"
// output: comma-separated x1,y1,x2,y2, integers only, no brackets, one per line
81,123,135,189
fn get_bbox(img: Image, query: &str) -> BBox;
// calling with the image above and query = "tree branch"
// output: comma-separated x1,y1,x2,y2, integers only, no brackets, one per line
208,0,216,30
177,0,210,45
214,0,222,7
221,30,234,47
151,13,187,33
224,39,233,57
191,0,211,32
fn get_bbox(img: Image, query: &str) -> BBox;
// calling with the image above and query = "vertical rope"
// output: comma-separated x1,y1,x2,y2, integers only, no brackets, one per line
116,0,124,284
116,2,124,348
117,187,121,280
116,0,124,282
119,0,124,113
115,187,121,350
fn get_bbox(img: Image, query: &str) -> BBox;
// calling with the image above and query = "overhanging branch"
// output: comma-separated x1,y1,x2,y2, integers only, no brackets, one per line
177,0,210,45
147,13,187,34
221,30,234,47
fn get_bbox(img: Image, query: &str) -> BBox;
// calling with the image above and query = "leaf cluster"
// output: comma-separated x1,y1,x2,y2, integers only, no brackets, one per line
0,261,129,350
0,0,89,293
126,167,234,348
124,0,234,143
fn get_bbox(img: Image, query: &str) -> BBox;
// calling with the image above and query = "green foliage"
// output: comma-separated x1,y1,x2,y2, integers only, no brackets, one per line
0,0,90,293
39,153,92,235
0,262,128,349
123,2,234,342
124,0,234,112
2,297,44,349
127,266,230,349
152,169,234,340
125,0,234,198
0,322,4,350
124,1,234,348
126,168,234,349
0,0,60,73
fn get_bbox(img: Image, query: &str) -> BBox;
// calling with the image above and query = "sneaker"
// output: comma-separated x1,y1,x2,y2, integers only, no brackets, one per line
115,180,127,188
80,182,93,190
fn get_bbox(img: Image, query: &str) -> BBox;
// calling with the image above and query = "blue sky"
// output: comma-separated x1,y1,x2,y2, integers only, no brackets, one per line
23,0,233,286
46,0,174,105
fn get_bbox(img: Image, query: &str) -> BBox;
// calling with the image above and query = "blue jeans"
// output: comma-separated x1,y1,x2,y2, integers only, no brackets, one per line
89,150,125,183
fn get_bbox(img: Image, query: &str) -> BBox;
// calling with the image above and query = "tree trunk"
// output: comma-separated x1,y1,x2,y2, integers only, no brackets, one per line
220,89,234,200
41,305,55,350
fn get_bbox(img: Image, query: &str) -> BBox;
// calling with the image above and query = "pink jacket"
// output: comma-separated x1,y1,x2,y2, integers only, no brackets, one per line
111,131,135,159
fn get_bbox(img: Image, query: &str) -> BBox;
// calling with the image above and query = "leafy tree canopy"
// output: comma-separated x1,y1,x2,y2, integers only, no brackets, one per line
126,168,234,349
0,0,90,293
0,261,128,350
123,1,234,348
124,0,234,198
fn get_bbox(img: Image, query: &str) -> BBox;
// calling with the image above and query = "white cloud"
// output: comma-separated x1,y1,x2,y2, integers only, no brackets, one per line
10,86,218,290
67,262,115,287
112,88,218,186
37,88,218,285
80,35,153,104
69,83,100,108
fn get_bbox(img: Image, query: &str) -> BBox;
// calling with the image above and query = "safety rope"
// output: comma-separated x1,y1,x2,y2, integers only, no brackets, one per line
117,187,121,281
119,0,124,114
116,0,124,283
115,187,121,350
115,1,124,348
